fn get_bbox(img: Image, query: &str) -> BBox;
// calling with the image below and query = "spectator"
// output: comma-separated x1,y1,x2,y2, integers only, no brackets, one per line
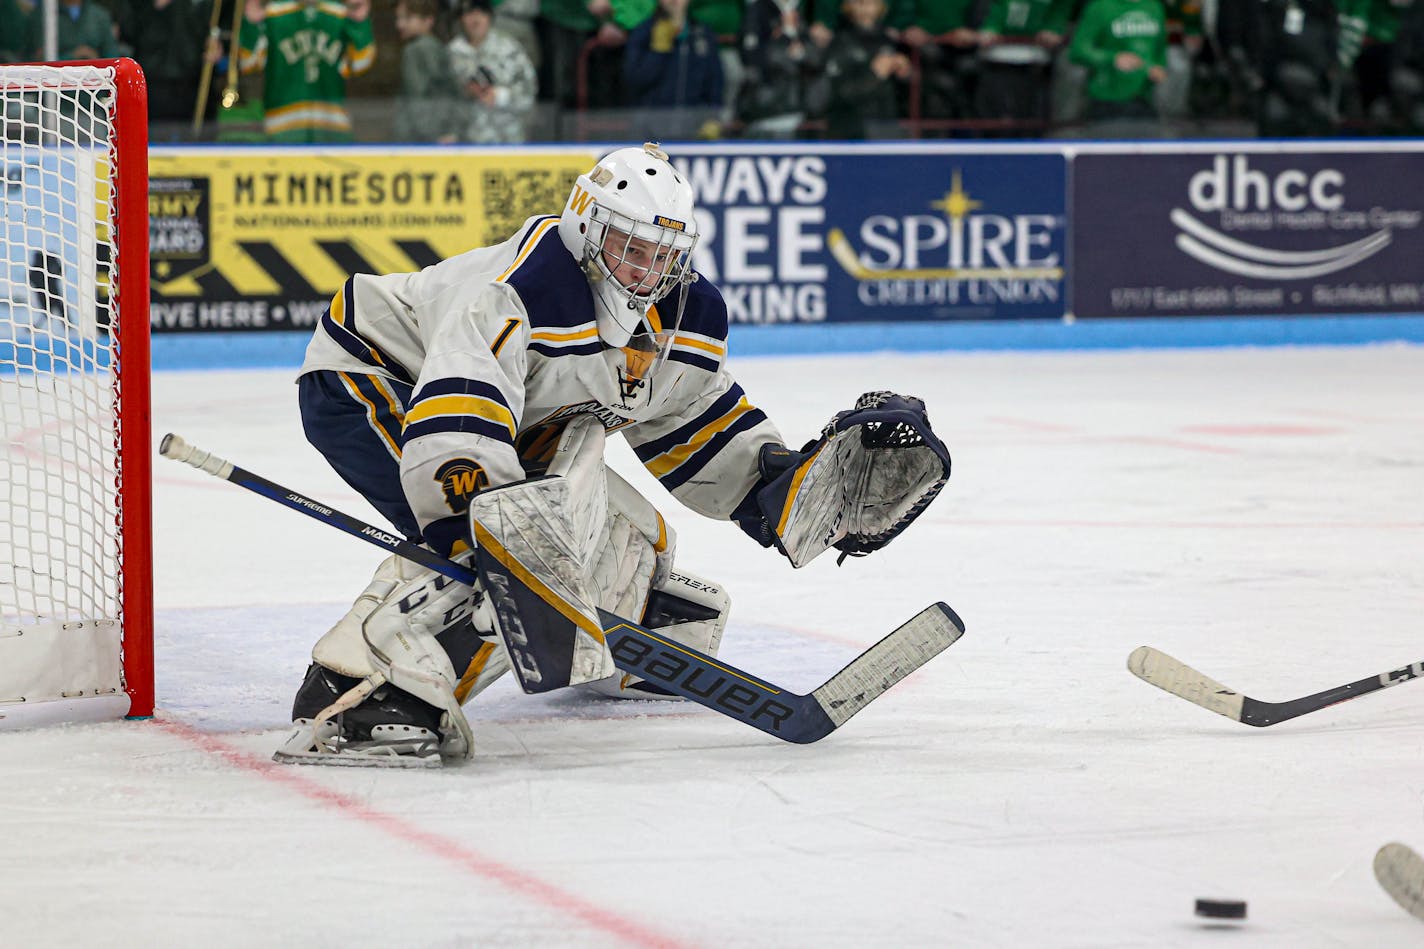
127,0,215,124
739,0,824,137
1349,0,1413,129
448,0,537,141
472,0,535,69
539,0,651,109
1220,0,1340,137
1390,0,1424,131
394,0,462,141
821,0,910,139
623,0,724,135
1157,0,1203,118
1069,0,1168,128
975,0,1073,132
689,0,745,120
1181,0,1237,120
238,0,375,142
807,0,912,47
899,0,984,123
2,0,34,63
26,0,119,60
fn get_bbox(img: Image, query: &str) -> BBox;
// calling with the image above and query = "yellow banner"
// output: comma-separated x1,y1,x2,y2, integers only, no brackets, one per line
148,148,598,331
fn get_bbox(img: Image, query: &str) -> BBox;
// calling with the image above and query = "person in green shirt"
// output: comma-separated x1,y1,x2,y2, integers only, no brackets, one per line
238,0,375,142
1069,0,1167,125
974,0,1072,130
539,0,653,108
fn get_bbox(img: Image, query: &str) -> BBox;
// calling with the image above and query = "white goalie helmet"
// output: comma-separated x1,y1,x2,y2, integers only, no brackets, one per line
559,143,699,387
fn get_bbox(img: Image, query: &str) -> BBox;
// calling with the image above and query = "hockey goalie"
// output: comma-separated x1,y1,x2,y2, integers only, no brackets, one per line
276,143,952,767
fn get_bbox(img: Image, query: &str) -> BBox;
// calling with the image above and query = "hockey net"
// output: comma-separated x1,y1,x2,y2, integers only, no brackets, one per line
0,60,153,728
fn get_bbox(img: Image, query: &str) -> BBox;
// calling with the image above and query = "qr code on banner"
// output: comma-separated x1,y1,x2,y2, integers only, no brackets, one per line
482,168,582,242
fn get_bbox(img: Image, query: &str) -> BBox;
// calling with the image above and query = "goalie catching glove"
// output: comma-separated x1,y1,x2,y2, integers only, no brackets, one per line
752,391,950,568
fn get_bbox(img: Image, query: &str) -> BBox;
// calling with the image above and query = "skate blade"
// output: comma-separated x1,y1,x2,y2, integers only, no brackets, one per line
272,748,442,769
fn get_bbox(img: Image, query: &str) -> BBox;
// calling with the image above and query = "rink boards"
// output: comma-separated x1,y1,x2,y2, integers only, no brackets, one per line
140,140,1424,366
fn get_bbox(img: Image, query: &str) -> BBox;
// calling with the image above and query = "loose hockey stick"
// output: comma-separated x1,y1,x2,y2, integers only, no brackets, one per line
160,434,965,743
1376,842,1424,923
1127,646,1424,727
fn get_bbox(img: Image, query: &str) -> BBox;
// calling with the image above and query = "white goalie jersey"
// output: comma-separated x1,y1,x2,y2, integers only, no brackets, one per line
299,214,784,554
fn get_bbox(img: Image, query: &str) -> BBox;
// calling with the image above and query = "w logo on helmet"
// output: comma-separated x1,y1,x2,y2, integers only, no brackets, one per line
569,184,596,215
434,458,489,513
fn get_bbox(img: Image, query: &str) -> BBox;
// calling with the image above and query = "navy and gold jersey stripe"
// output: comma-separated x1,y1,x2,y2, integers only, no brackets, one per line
529,324,602,358
668,331,725,373
321,278,415,385
412,376,511,412
497,217,561,284
510,215,559,260
668,349,719,373
665,277,730,345
634,385,769,491
338,371,406,461
404,377,517,445
404,415,516,446
503,220,600,337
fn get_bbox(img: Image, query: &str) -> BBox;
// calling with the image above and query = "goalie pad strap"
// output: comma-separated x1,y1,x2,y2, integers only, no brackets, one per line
359,562,480,759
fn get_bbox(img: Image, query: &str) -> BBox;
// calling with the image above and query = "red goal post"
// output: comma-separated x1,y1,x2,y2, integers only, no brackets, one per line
0,58,153,727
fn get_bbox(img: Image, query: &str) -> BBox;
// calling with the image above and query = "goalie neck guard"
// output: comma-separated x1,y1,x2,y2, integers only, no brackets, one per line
558,143,699,389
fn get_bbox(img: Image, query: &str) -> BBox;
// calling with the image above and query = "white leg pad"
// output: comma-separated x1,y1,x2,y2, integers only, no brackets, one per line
360,563,481,759
311,554,428,678
581,568,730,700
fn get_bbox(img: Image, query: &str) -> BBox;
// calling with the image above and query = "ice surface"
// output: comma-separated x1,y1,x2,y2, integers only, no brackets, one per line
5,344,1424,947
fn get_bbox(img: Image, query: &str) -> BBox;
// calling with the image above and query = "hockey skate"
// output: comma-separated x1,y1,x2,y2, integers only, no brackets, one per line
274,664,468,769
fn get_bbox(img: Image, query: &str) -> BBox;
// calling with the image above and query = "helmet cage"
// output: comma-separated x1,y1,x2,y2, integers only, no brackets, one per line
585,203,697,306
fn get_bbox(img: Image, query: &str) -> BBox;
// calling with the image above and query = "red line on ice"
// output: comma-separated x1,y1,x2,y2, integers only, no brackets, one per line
1178,424,1342,436
156,719,695,949
1085,434,1240,455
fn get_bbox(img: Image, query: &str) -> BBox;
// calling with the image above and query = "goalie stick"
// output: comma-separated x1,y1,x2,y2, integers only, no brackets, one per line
1127,646,1424,727
1375,842,1424,923
160,433,965,744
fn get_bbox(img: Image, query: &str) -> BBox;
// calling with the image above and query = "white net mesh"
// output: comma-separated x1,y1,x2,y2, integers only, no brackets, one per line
0,65,126,705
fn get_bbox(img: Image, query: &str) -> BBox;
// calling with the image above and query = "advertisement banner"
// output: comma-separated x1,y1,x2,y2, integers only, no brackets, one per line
147,145,1068,333
1073,150,1424,318
147,149,597,333
674,148,1067,323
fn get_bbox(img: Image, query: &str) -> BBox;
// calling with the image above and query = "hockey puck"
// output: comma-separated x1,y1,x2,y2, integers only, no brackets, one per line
1194,898,1247,920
